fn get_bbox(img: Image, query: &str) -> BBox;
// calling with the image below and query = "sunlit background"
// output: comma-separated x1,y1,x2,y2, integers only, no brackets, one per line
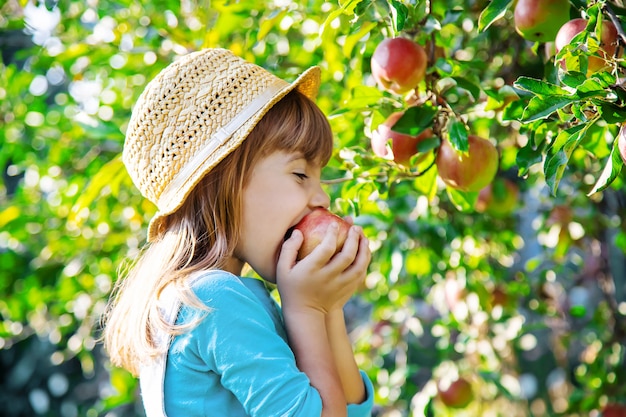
1,0,625,416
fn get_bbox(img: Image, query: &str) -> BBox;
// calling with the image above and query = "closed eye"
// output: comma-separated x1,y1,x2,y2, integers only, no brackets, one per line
294,172,308,181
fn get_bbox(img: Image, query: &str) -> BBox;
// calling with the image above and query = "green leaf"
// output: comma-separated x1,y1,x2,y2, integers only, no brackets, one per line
501,98,525,121
442,8,464,25
332,86,383,115
446,187,478,211
591,71,617,87
354,0,372,15
390,0,408,32
257,9,289,41
520,95,577,123
478,0,513,31
321,0,361,37
393,105,438,135
416,136,441,153
559,72,588,89
596,102,626,124
580,124,610,159
514,76,570,97
576,78,609,96
423,15,443,34
452,76,482,100
588,138,624,195
516,135,544,177
544,123,590,195
413,163,438,200
342,21,378,57
448,119,469,152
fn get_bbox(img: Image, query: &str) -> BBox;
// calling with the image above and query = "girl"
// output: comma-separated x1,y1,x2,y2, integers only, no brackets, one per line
103,48,373,417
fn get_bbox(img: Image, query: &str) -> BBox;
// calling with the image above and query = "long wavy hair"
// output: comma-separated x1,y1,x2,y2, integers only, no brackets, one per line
103,90,333,375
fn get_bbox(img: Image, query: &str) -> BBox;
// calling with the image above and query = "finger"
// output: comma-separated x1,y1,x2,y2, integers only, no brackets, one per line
356,234,372,270
306,222,340,263
276,229,303,276
329,226,361,269
342,233,371,276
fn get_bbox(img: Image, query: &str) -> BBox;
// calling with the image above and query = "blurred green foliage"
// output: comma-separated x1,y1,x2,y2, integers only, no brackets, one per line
1,0,625,416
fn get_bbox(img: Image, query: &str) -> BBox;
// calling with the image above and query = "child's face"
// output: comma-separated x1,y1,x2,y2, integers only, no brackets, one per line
233,150,330,282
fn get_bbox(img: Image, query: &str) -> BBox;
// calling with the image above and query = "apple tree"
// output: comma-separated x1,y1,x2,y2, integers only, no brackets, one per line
0,0,625,416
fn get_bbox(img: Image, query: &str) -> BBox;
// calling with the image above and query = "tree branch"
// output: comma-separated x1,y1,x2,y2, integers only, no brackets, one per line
322,155,438,185
604,3,626,46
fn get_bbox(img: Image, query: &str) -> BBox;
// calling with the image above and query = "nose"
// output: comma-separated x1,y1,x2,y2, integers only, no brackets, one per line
311,182,330,209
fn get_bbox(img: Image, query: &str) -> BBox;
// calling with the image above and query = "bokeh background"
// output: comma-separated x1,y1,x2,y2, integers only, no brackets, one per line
1,0,625,416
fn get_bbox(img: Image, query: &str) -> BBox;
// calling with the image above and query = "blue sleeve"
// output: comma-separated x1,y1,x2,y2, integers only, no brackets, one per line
348,371,374,417
191,274,324,417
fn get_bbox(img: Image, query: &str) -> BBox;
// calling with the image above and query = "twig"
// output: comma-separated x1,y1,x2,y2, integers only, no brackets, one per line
322,155,439,185
604,3,626,46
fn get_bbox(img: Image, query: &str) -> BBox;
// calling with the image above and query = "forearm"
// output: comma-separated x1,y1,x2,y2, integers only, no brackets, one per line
327,309,366,404
283,306,347,417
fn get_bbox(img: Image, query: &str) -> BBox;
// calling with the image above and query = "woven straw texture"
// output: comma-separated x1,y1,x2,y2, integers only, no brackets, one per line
122,48,321,241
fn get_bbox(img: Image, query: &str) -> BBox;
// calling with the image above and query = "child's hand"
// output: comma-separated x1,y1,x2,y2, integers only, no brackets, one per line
276,222,370,314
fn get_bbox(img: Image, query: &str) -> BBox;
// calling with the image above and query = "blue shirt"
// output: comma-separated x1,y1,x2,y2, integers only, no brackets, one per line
159,271,374,416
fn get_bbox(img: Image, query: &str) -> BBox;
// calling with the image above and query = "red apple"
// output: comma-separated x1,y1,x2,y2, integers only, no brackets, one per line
602,403,626,417
293,208,351,260
618,124,626,165
436,135,499,192
371,37,428,95
555,18,618,73
475,178,519,217
514,0,571,42
438,377,474,408
371,111,434,166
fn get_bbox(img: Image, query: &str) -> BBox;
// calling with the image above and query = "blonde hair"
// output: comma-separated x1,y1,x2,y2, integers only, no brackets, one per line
103,91,333,375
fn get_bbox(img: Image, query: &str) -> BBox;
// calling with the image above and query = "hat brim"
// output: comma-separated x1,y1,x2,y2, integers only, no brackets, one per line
146,65,322,242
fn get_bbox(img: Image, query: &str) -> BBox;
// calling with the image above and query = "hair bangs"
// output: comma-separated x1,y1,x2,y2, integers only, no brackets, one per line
252,90,334,165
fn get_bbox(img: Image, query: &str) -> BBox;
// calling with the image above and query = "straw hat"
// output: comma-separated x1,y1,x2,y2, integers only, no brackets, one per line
122,48,321,242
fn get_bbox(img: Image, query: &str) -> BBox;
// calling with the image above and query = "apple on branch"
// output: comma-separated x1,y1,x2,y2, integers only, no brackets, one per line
371,37,428,95
435,135,499,192
293,208,351,260
475,177,519,217
514,0,571,43
371,110,435,167
555,18,618,74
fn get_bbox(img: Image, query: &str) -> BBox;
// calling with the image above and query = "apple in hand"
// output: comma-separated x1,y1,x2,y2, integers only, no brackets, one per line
435,135,499,192
371,37,428,95
437,377,474,408
293,208,351,260
555,18,618,73
371,111,434,166
514,0,571,43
